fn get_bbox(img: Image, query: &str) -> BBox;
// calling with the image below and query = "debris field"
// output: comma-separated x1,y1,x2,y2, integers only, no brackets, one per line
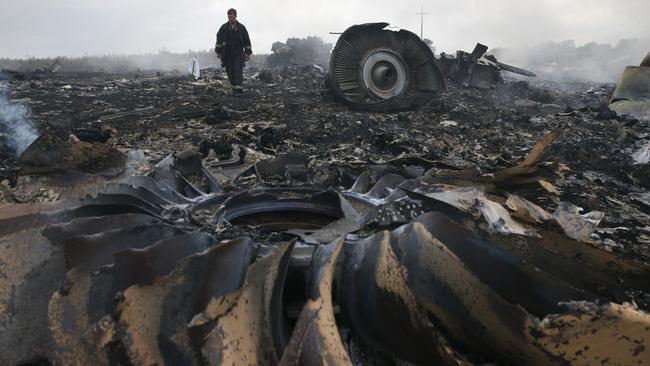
1,41,650,365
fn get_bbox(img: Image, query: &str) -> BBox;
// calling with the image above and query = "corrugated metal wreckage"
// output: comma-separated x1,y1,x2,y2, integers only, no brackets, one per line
1,24,649,366
1,127,649,365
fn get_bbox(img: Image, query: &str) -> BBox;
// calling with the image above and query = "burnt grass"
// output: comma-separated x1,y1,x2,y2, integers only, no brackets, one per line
2,66,649,265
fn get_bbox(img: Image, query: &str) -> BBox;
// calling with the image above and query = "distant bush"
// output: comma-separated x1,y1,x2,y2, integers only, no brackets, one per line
266,36,332,69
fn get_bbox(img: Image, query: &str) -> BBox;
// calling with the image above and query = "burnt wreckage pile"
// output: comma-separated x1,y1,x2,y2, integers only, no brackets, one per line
2,25,650,365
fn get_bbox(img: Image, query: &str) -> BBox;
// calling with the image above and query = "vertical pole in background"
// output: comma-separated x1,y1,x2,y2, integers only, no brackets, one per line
416,4,429,39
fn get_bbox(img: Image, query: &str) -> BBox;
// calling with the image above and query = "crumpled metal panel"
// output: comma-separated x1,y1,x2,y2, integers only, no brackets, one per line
0,228,64,365
610,53,650,121
192,242,293,365
2,142,650,365
115,238,262,365
337,212,645,365
280,238,352,365
47,233,225,364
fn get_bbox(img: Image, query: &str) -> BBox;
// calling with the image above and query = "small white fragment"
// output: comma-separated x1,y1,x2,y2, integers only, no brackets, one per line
439,120,458,127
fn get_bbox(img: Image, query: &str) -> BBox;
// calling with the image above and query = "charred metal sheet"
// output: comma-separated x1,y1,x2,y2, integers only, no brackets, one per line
338,212,642,365
0,190,171,237
47,232,223,365
0,228,64,365
55,224,183,271
330,23,445,111
610,53,650,121
191,242,293,365
280,238,352,365
104,237,257,365
490,227,650,299
337,221,461,365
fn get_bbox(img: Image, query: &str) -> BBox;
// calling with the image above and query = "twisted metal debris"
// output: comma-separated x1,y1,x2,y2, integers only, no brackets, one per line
1,135,649,365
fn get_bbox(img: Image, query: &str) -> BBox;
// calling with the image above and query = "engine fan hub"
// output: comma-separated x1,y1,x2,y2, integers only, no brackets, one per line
361,50,408,99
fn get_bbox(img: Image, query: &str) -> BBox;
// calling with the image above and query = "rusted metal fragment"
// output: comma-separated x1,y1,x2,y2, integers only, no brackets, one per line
115,238,257,365
280,238,352,365
527,302,650,365
194,242,293,365
46,232,220,365
0,228,64,365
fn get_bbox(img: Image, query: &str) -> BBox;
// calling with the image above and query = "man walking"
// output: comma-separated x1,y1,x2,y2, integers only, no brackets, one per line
215,8,252,96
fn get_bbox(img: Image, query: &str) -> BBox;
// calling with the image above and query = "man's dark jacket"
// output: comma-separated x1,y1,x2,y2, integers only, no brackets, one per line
215,22,252,61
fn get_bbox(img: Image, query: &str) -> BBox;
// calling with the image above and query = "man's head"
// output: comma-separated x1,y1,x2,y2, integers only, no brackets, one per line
227,8,237,24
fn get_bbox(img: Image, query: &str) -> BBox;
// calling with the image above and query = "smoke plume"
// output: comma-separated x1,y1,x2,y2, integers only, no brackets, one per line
491,38,650,83
0,80,38,156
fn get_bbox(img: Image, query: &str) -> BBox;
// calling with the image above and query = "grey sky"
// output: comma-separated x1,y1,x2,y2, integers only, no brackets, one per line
1,0,649,58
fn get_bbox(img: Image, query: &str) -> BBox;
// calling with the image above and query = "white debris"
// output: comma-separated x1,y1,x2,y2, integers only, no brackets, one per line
439,120,458,127
552,202,604,242
632,142,650,164
188,58,201,80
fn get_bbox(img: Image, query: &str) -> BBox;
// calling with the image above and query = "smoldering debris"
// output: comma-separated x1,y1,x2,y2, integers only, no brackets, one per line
1,37,650,365
0,79,38,156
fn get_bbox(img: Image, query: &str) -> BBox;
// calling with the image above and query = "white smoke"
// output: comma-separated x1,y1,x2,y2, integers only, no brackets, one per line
0,81,38,156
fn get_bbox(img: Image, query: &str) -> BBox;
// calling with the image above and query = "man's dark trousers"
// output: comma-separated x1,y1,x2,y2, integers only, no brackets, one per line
224,50,244,93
